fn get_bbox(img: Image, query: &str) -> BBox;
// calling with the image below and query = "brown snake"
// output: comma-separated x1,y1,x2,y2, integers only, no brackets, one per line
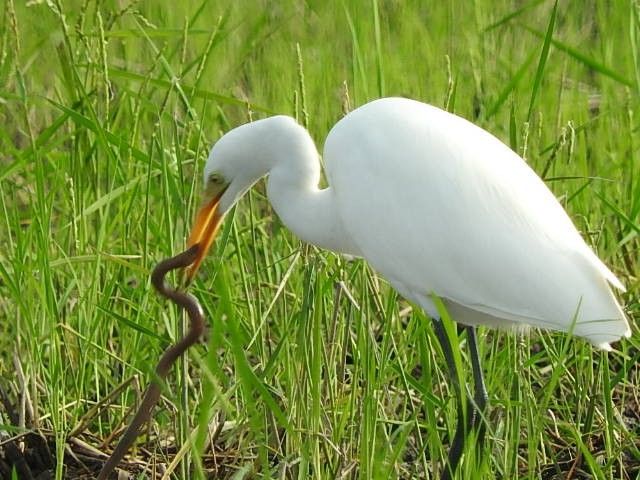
97,245,204,479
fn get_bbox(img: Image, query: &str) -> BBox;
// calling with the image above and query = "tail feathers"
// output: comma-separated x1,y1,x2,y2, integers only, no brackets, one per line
582,247,625,292
571,277,630,348
571,248,630,347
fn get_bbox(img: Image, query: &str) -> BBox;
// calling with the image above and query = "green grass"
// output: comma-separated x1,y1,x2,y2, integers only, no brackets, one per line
1,0,639,478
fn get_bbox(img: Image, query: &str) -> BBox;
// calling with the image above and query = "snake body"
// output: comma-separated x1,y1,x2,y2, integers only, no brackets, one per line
97,245,204,479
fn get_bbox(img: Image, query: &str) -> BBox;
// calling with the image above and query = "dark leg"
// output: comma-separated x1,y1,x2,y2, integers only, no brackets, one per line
465,325,488,445
432,319,469,480
432,322,489,479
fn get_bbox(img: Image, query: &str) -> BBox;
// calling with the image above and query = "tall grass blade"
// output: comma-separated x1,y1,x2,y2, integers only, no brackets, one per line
527,0,558,123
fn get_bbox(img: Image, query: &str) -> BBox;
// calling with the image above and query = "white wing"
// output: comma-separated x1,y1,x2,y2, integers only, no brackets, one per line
324,98,630,348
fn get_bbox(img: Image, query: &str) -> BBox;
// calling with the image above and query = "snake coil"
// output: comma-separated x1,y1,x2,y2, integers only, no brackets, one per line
97,245,204,479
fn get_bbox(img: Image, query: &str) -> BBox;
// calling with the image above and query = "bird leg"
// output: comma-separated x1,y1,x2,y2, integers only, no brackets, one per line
432,319,467,480
466,325,488,445
432,321,488,479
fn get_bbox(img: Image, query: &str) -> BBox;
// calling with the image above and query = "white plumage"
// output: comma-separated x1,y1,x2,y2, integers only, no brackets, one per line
187,97,630,349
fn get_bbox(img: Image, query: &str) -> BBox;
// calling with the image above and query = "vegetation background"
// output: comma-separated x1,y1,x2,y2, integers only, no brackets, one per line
0,0,638,478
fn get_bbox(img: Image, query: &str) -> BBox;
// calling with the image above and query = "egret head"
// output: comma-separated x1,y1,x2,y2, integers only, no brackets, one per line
185,117,296,280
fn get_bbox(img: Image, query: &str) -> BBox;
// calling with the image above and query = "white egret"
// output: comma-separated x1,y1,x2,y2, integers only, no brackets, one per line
185,97,630,476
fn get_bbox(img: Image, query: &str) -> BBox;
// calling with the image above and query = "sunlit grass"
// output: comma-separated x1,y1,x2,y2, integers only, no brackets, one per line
0,0,638,478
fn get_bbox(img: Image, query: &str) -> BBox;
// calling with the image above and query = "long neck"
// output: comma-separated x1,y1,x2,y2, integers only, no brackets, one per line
264,127,360,256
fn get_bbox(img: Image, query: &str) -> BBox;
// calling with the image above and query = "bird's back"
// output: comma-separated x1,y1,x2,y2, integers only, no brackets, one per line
324,98,630,348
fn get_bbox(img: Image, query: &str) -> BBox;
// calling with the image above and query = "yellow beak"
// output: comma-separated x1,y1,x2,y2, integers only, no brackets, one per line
185,188,226,282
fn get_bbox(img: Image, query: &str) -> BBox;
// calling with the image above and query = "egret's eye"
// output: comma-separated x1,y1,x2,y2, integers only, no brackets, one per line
208,173,224,185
